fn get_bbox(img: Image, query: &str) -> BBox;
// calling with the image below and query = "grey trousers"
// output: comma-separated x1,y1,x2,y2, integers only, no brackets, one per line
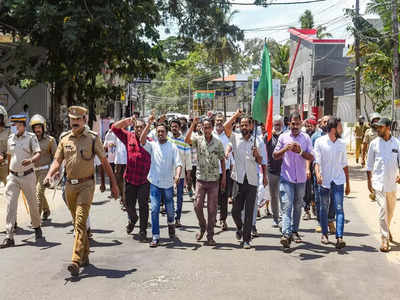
267,171,281,224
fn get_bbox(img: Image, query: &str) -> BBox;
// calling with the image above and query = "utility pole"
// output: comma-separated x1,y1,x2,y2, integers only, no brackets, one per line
392,0,399,122
188,76,191,115
222,62,226,118
355,0,361,118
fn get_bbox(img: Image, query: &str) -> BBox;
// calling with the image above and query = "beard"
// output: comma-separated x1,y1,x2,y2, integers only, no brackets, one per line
241,129,249,136
321,125,328,133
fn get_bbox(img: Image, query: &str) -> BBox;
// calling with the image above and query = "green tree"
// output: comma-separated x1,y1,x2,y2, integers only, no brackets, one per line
345,2,396,114
316,25,333,38
300,10,314,29
0,0,243,134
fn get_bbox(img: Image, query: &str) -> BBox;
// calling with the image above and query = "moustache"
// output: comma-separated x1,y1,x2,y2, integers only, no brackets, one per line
72,124,79,128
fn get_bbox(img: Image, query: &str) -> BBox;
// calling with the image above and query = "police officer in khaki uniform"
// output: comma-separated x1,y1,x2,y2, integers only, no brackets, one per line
362,113,381,167
45,106,119,277
30,114,57,220
0,105,10,185
1,115,43,249
354,115,368,165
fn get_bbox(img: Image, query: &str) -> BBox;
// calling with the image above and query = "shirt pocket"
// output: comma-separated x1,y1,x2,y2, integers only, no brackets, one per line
8,142,16,153
80,147,93,160
374,158,384,173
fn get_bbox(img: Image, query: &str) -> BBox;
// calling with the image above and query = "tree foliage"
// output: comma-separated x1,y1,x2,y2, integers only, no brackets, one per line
346,1,396,113
300,10,314,29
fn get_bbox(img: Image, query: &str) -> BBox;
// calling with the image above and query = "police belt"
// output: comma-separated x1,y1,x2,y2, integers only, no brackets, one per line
34,165,50,171
67,175,94,185
10,168,34,177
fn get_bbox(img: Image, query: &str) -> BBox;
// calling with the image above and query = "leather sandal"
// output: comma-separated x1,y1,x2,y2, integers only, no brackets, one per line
196,230,205,241
380,239,390,252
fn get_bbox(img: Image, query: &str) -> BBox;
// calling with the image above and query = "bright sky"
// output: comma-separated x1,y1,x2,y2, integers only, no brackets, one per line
230,0,373,44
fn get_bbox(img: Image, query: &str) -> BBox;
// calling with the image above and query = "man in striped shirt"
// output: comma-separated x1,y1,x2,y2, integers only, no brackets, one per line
169,119,192,227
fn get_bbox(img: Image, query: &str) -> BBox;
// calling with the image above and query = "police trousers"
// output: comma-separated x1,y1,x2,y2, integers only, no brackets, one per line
5,172,41,239
35,170,50,215
65,179,95,265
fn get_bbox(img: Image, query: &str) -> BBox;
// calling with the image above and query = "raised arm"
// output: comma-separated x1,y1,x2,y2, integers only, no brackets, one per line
140,113,155,146
113,117,134,129
223,109,242,138
185,117,198,145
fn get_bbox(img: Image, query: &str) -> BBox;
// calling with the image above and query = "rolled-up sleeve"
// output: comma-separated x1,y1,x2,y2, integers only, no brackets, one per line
173,145,183,168
341,142,348,168
31,135,41,153
111,125,128,146
185,149,192,171
273,135,284,153
366,140,375,171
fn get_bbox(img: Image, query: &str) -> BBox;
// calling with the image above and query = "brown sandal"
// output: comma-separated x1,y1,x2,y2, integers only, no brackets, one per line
196,230,205,241
380,239,390,252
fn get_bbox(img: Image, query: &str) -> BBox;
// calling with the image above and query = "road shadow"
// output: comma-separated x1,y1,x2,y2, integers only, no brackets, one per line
20,238,62,250
89,239,122,248
90,229,114,234
91,200,110,206
161,237,202,251
65,265,137,282
212,242,243,250
281,240,378,258
42,220,73,229
298,228,368,237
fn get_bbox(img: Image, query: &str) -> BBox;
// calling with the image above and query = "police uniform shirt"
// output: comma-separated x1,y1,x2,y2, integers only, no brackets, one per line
34,135,57,168
55,127,106,179
363,128,378,145
7,131,41,172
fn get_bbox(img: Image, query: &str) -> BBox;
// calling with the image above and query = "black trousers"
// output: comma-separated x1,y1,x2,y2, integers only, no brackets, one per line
190,166,197,191
218,169,231,221
125,181,150,233
231,177,257,243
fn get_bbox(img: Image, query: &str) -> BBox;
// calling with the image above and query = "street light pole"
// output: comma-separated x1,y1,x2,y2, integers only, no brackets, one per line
392,0,399,122
355,0,361,119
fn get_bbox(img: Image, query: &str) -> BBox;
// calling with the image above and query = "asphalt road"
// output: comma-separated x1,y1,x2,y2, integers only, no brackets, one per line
0,175,399,300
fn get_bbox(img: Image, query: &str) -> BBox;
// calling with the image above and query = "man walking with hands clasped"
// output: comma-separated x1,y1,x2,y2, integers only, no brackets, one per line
273,112,314,249
366,117,400,252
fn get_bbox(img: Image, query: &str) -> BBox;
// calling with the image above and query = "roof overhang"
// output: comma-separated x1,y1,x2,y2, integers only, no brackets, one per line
289,28,345,44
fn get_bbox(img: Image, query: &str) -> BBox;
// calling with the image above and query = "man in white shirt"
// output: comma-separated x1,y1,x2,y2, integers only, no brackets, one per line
114,128,128,210
367,117,400,252
103,122,116,196
141,114,182,248
314,117,350,249
224,110,265,249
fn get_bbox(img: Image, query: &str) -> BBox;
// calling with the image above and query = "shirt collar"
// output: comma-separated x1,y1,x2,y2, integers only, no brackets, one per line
71,127,89,137
16,130,27,138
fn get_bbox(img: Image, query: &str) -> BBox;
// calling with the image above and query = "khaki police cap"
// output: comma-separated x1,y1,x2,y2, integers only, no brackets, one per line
68,106,88,119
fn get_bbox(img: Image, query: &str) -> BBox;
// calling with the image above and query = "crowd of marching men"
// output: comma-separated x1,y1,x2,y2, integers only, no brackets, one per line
1,105,398,276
